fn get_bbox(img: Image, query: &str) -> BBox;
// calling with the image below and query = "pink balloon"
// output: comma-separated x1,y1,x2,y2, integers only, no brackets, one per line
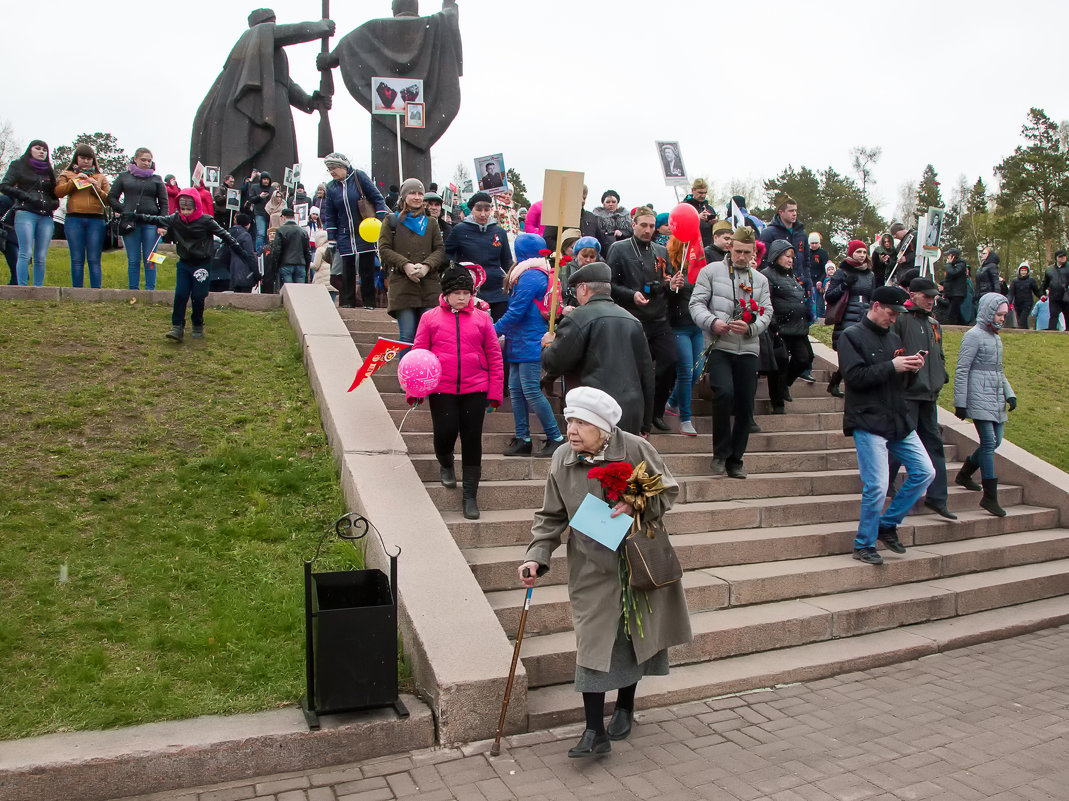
397,349,442,398
668,203,700,242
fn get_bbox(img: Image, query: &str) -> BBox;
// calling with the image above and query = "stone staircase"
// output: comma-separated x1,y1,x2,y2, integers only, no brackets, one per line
342,310,1069,731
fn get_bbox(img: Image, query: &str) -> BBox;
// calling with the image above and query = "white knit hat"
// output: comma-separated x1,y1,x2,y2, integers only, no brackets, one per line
323,152,351,171
563,387,622,433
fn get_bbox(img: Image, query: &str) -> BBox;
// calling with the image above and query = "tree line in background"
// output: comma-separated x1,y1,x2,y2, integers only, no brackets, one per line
4,106,1069,281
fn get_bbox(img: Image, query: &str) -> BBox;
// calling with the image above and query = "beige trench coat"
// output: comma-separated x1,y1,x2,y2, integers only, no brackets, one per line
525,428,692,672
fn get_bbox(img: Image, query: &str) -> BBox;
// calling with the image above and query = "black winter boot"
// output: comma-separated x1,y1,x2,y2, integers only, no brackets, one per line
439,459,457,489
165,325,184,342
462,466,481,520
955,456,982,492
980,478,1007,517
826,370,843,398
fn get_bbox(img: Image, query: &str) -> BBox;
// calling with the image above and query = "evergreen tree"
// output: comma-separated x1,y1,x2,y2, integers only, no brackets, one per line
505,168,530,208
51,132,128,176
915,164,944,212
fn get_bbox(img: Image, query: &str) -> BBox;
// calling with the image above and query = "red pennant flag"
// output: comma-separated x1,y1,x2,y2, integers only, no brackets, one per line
348,338,408,392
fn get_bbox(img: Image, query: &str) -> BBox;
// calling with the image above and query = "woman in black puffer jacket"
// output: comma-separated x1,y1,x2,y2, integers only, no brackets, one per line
0,140,59,286
823,239,876,397
762,239,814,412
108,147,169,290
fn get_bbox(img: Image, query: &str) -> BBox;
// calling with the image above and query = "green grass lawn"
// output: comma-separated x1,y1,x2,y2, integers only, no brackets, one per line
9,244,180,290
0,298,360,739
811,324,1069,472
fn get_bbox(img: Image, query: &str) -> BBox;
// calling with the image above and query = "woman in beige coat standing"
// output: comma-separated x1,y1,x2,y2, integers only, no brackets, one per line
519,386,692,758
378,178,446,343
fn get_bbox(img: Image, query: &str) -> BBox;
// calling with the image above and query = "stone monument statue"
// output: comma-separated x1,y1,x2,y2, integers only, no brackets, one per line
190,8,335,183
320,0,462,188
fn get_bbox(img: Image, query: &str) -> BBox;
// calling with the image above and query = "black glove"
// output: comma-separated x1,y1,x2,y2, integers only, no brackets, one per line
1007,397,1017,412
955,407,968,420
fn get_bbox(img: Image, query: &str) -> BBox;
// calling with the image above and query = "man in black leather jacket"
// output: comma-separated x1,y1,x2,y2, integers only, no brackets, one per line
541,262,654,436
939,248,969,325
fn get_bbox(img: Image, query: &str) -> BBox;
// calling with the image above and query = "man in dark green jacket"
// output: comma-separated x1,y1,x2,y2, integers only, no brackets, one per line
890,277,955,519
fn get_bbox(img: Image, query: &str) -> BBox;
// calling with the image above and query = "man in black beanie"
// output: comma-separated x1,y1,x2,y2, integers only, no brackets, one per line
541,262,654,435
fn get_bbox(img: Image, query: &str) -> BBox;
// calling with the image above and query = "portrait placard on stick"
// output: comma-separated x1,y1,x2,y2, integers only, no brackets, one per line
191,161,205,186
405,102,425,129
655,140,689,187
225,188,241,211
204,166,221,188
474,153,508,196
295,203,310,227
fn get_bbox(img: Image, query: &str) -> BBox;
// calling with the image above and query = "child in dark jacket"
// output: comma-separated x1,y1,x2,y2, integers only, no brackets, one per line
411,262,504,519
135,188,255,341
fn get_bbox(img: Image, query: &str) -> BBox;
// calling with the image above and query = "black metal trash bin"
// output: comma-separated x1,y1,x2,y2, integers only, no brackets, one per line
302,514,408,729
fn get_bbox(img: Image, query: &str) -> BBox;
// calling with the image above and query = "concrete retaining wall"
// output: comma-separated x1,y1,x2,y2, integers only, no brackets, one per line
282,283,526,744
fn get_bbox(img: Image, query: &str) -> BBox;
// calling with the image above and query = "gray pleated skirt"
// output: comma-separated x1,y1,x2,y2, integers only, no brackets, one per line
574,620,669,693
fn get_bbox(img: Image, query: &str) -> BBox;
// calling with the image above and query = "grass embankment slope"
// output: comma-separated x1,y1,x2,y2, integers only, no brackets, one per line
0,298,356,739
811,324,1068,471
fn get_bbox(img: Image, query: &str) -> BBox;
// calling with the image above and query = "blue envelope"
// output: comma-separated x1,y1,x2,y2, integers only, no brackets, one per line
569,493,633,551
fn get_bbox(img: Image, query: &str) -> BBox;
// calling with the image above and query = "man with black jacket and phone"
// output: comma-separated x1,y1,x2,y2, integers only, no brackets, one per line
607,206,680,431
839,285,935,565
269,207,313,288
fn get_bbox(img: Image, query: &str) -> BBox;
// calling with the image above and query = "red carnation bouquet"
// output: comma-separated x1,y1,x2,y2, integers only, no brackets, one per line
737,297,766,323
587,462,633,503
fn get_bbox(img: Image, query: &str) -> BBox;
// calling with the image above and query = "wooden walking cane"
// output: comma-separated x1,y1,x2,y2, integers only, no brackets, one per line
490,570,533,757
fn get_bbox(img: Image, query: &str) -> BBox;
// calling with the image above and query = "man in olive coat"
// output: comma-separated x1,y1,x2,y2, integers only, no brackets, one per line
540,262,655,435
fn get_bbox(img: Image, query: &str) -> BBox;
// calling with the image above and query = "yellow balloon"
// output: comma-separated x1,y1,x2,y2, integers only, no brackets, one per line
359,217,383,242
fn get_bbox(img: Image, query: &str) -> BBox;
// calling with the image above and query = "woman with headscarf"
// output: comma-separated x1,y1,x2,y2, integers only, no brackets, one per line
0,140,59,287
107,147,169,290
54,144,111,288
264,186,286,231
823,239,876,398
592,190,632,255
321,152,388,308
518,386,692,758
954,293,1016,517
378,178,446,341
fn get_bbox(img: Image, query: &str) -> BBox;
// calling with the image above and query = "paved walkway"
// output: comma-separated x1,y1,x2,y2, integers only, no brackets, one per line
128,625,1069,801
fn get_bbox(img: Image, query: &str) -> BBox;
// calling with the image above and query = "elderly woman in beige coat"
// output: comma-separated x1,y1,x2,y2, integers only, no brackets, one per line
519,386,692,758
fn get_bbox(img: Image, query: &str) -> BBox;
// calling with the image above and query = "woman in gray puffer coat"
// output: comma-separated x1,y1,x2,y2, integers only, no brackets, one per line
953,292,1017,517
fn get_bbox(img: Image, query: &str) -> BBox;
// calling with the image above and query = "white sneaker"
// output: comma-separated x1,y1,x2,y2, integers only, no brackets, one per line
680,420,698,436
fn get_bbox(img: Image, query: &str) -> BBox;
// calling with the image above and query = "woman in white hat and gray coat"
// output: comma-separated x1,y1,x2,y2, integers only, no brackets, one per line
518,386,692,758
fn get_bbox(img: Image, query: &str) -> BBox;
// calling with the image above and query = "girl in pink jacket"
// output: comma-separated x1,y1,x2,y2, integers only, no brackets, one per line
411,262,505,519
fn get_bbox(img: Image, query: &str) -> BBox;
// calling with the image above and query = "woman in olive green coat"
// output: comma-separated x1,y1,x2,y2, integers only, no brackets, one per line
378,178,446,342
519,386,692,758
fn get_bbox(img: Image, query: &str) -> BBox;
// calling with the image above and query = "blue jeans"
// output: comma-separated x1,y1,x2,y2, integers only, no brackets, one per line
668,325,704,422
254,216,268,253
971,420,1004,479
395,307,430,344
509,361,562,441
172,260,211,327
279,264,306,285
65,215,105,288
13,210,53,286
853,429,934,550
123,223,159,290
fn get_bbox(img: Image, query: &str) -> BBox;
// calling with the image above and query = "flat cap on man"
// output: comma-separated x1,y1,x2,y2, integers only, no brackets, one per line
567,261,612,286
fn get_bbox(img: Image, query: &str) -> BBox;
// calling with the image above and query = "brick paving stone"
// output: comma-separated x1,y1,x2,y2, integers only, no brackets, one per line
332,777,387,796
306,790,336,801
256,778,310,795
200,789,256,801
276,791,308,801
334,789,393,801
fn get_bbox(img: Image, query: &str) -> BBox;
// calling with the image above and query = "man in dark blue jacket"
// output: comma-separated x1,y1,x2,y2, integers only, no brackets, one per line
839,285,934,565
759,196,811,292
228,214,257,292
445,191,515,320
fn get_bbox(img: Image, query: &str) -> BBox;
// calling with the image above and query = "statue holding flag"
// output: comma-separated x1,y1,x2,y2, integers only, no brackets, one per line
190,8,335,183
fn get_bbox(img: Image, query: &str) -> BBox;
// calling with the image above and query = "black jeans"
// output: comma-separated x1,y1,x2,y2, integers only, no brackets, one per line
769,334,813,408
705,350,758,466
889,399,947,505
946,296,966,326
341,251,377,308
1048,297,1067,330
1015,302,1033,328
429,392,488,468
643,319,679,419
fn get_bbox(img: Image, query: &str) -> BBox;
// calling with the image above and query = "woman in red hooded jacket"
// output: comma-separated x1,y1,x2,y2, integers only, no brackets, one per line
410,262,504,520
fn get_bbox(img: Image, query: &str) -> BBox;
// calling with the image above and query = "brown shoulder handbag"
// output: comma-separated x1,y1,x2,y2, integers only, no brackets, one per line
624,518,682,591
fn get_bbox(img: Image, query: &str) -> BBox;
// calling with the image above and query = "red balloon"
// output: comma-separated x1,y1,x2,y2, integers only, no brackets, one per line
668,203,700,242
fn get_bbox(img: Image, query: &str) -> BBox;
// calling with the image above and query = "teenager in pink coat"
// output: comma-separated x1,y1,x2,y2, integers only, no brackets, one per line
411,262,505,519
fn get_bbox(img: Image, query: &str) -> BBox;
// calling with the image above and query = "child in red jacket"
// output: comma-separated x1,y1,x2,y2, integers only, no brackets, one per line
411,262,505,519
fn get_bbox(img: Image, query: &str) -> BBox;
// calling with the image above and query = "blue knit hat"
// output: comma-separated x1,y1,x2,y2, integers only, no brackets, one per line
514,232,547,262
655,212,670,230
572,236,601,255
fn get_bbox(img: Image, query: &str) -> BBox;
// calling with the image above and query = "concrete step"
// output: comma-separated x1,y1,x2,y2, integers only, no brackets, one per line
449,484,1025,554
524,594,1069,729
404,427,854,455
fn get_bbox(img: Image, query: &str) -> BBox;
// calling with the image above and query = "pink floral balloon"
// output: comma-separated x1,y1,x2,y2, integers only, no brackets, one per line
397,349,442,398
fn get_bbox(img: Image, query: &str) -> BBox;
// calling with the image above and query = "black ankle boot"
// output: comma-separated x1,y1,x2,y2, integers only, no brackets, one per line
956,456,982,492
462,466,481,520
439,461,456,489
827,371,843,398
980,478,1006,517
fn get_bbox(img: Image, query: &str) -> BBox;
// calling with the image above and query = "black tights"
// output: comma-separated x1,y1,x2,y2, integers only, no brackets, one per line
582,683,637,734
429,392,487,468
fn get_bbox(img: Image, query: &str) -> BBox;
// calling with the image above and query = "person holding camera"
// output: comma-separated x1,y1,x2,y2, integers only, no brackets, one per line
107,147,169,290
607,206,679,434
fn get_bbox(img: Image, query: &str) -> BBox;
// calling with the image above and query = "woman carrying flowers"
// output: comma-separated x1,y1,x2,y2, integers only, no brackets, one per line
517,386,692,759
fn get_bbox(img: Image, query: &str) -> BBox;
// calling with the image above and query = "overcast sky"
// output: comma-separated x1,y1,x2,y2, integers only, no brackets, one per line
4,0,1067,224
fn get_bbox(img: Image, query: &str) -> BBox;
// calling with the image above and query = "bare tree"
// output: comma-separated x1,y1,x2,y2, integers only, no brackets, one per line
0,119,20,177
895,183,918,224
850,145,882,196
